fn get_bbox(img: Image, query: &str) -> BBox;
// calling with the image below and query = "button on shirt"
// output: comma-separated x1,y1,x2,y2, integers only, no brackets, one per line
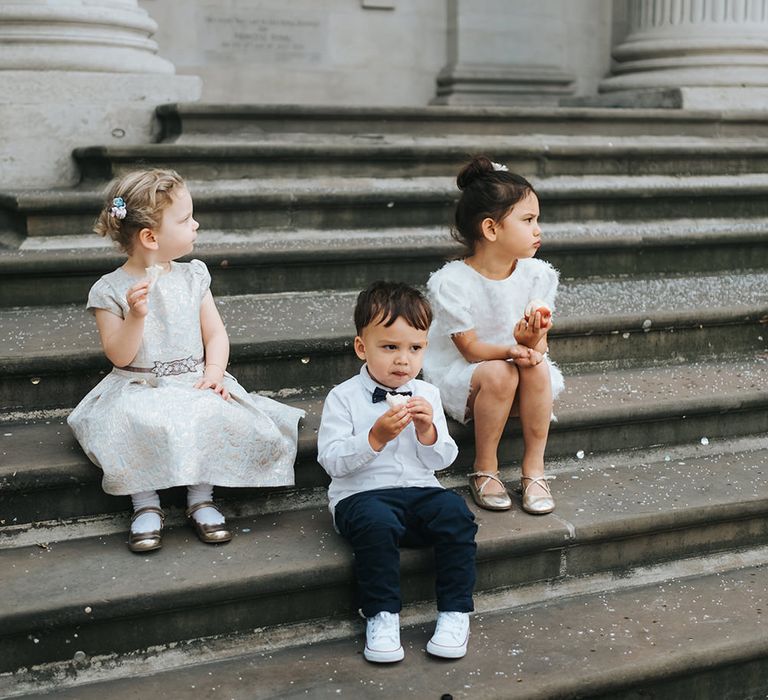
317,365,459,519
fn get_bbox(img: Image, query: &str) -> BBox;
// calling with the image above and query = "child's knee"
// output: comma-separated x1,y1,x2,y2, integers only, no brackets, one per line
477,360,518,395
432,492,478,536
521,360,551,387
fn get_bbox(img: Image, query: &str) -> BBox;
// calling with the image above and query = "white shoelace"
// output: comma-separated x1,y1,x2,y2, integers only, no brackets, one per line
434,612,468,643
368,612,399,648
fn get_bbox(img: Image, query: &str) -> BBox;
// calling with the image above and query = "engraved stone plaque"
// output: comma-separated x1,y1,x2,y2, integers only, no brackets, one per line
199,2,327,65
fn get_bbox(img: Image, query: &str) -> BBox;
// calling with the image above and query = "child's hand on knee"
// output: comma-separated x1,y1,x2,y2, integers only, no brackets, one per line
508,344,544,367
194,377,231,400
407,397,438,446
369,406,411,451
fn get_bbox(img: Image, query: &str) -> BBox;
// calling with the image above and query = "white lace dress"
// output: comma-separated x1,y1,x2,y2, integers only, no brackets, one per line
67,259,304,496
423,258,565,424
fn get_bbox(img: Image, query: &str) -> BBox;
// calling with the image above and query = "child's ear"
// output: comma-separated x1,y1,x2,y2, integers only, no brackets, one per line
480,217,497,242
137,227,159,251
353,335,366,361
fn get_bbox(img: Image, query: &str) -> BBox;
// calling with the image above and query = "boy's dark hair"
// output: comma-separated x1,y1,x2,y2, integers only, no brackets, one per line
354,281,432,335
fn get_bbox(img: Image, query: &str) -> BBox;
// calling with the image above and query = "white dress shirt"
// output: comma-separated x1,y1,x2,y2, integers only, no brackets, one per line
317,364,459,518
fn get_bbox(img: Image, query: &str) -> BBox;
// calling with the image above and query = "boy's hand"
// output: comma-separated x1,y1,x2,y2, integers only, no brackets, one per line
126,280,151,318
407,396,437,445
369,406,411,451
514,312,551,349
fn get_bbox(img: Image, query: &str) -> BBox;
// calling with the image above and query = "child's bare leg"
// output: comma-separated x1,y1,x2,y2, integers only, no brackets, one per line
517,362,553,500
468,360,519,496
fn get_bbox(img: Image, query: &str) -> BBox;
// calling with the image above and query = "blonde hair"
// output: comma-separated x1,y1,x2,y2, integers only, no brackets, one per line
94,169,186,253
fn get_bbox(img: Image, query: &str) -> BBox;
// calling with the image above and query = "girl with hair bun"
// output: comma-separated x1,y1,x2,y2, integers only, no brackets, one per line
423,156,563,514
68,169,304,552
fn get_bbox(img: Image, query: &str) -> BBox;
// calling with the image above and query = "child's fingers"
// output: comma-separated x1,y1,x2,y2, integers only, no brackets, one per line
128,279,151,294
213,384,230,400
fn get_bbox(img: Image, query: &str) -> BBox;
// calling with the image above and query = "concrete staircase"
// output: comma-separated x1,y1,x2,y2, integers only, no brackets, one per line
0,105,766,699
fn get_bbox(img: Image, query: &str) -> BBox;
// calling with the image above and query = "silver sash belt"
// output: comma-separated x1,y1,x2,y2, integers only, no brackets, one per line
117,356,204,377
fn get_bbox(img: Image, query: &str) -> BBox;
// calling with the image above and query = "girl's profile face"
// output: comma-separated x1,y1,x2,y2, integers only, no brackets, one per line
489,191,541,260
153,186,199,261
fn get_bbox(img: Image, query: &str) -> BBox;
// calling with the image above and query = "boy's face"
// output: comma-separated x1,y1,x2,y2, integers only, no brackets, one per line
354,315,428,389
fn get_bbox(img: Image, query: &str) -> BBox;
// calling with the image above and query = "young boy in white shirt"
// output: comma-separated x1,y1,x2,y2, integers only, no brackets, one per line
317,281,477,663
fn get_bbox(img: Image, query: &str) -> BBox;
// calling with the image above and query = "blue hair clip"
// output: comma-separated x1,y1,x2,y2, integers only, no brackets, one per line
110,196,127,220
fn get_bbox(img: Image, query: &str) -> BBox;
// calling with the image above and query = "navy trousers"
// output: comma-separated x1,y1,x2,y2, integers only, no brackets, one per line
334,486,477,618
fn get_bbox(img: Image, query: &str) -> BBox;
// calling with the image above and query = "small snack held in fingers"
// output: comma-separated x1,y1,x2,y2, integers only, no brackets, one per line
144,263,164,289
524,298,551,322
386,393,409,409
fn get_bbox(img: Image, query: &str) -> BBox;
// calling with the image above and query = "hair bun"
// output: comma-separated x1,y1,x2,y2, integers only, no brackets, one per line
456,155,497,190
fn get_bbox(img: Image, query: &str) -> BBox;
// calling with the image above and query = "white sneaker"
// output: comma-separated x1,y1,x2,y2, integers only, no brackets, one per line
426,611,469,659
364,611,404,663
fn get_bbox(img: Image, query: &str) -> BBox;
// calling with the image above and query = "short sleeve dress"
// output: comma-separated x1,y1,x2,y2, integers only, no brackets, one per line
423,258,565,424
67,259,304,496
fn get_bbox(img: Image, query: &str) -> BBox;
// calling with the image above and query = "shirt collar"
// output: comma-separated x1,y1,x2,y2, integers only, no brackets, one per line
358,364,415,396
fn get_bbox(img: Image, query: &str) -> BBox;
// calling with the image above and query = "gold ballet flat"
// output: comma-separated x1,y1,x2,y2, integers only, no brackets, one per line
128,505,165,553
520,475,556,515
186,501,232,544
467,471,512,511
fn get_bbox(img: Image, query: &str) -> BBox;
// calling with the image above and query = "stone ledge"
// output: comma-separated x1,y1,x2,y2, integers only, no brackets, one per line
1,441,767,673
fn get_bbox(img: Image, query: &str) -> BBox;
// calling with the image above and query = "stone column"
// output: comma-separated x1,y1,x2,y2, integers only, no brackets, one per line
598,0,768,109
0,1,200,189
432,0,576,105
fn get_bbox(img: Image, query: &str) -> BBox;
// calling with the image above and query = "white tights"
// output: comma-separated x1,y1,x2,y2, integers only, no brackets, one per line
130,490,161,533
129,484,224,534
186,483,225,526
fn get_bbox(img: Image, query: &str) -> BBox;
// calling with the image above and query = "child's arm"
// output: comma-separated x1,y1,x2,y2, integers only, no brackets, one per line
318,390,407,477
452,329,543,367
94,279,150,367
409,390,458,471
195,290,230,400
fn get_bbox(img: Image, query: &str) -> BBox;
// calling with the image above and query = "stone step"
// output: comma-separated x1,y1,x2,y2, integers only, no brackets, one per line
2,356,766,529
1,272,766,412
1,435,766,675
8,174,768,238
74,134,768,181
4,221,768,306
157,103,768,140
20,551,768,699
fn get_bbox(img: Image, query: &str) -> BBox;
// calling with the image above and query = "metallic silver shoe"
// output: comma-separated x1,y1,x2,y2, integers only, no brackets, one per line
467,471,512,511
521,475,556,515
128,505,164,553
186,501,232,544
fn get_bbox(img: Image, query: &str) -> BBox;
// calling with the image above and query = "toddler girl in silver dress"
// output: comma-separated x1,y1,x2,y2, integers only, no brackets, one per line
68,169,304,552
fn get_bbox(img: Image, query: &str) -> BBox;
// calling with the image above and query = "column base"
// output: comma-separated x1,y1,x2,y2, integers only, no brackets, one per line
0,72,201,189
432,63,575,106
562,86,768,111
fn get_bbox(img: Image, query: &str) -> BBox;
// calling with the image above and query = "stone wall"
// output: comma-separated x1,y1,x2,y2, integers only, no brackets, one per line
139,0,448,106
139,0,615,106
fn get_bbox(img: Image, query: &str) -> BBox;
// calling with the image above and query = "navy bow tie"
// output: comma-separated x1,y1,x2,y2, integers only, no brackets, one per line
372,387,412,404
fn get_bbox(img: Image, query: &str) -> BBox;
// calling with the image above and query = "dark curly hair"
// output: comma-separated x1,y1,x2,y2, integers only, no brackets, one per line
453,156,536,255
354,281,432,335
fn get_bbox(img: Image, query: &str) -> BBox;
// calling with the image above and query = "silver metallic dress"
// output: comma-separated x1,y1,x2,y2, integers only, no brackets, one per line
68,259,304,496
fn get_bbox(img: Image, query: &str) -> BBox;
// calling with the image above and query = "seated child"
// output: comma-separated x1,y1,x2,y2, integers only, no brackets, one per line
317,281,477,663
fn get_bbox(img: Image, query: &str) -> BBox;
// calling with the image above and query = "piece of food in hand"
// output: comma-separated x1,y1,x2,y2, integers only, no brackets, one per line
524,298,552,322
144,264,164,290
385,393,409,409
